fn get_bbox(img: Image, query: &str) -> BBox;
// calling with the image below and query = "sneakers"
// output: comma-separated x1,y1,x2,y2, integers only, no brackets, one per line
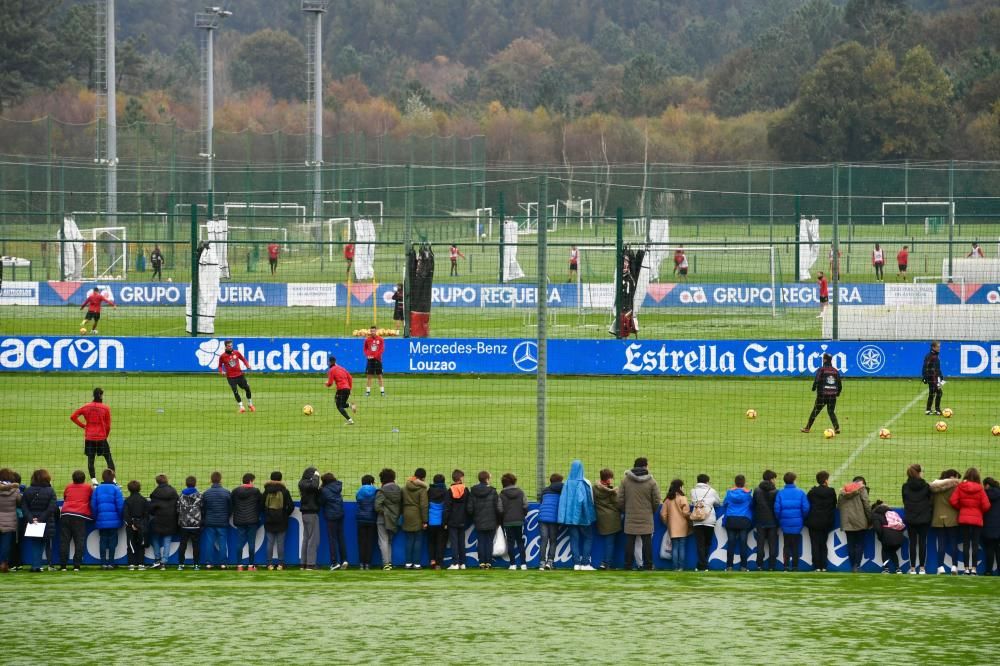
909,568,917,575
800,428,810,433
383,564,393,571
276,564,283,571
380,390,385,397
926,410,933,415
341,562,349,570
330,563,341,571
918,567,926,574
834,428,841,434
345,418,354,425
520,564,527,570
580,564,596,571
248,565,257,572
128,565,135,571
412,564,422,570
365,391,371,397
91,478,99,487
509,565,518,570
238,405,246,414
137,564,146,571
237,565,245,572
573,564,581,571
937,565,946,574
177,564,184,571
248,405,256,413
405,563,413,570
447,564,460,570
193,565,200,571
459,564,466,570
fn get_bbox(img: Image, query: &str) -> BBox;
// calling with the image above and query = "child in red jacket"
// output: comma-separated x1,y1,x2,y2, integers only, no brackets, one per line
949,467,992,575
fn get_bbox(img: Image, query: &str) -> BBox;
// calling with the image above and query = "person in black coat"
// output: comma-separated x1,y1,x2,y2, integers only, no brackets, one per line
468,471,501,569
443,469,471,569
262,472,294,570
231,473,263,570
753,470,778,571
21,469,57,572
148,474,179,569
123,480,149,569
805,471,837,572
983,478,1000,576
901,463,932,574
922,341,943,415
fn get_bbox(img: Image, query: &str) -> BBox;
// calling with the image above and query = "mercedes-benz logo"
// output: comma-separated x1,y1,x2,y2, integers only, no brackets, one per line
512,341,538,372
856,345,885,374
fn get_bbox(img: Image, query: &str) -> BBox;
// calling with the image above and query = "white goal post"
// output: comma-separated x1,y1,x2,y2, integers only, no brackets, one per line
556,198,594,230
83,226,128,280
199,224,289,251
323,200,384,225
881,201,954,231
220,202,307,226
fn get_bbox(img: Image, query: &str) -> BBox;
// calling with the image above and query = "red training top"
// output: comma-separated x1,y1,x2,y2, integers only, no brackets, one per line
62,482,94,518
82,292,114,313
364,334,385,361
70,401,112,440
818,276,829,298
897,248,908,265
344,244,355,260
267,243,279,260
218,349,249,378
326,365,353,390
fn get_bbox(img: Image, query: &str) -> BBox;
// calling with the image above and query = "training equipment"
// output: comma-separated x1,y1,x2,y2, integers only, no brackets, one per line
302,405,314,416
823,428,835,439
935,421,948,432
942,408,953,418
745,409,757,420
798,217,820,280
79,327,87,334
879,428,891,439
991,425,1000,437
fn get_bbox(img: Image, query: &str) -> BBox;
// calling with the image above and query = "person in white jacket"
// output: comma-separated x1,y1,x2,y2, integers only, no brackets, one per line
689,474,722,571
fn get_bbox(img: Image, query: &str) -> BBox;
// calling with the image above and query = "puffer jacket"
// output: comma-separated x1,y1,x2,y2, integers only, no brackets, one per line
321,478,345,520
90,482,125,529
983,486,1000,540
401,478,429,532
148,483,179,535
901,477,932,526
805,485,837,531
774,484,810,534
375,482,403,529
427,483,448,527
443,483,469,528
468,483,501,531
753,480,778,527
356,484,377,524
837,482,871,532
500,486,528,526
201,484,232,528
617,468,662,535
929,477,961,528
231,484,262,527
593,482,621,536
298,468,322,514
0,483,19,533
722,487,753,527
949,480,991,527
538,482,563,524
22,483,57,538
872,504,906,548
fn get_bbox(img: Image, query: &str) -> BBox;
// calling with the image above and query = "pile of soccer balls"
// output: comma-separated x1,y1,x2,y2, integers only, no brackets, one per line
351,328,400,337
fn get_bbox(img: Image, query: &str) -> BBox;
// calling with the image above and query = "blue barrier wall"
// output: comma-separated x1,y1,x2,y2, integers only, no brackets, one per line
29,502,977,573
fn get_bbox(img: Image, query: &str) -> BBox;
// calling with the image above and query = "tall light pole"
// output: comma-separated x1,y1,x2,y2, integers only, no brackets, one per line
95,0,118,222
303,1,328,224
196,6,232,195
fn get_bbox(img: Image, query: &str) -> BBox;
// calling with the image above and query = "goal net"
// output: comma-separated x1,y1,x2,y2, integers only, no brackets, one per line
83,226,128,280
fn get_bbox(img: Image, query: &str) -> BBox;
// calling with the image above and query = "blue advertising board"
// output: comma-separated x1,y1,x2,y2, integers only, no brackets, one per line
2,336,998,377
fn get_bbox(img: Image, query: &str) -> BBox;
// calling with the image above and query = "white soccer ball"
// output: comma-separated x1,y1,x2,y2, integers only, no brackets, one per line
879,428,891,439
480,233,487,241
302,404,314,416
745,409,757,420
992,425,1000,437
935,421,948,432
823,428,835,439
942,408,954,418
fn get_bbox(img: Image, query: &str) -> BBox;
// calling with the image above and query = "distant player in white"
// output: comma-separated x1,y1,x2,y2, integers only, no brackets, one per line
568,246,579,283
967,242,984,258
872,243,885,281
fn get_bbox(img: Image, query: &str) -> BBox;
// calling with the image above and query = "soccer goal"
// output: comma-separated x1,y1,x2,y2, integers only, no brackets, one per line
881,201,954,233
221,202,307,227
323,200,384,225
518,202,557,234
83,226,128,280
556,198,594,230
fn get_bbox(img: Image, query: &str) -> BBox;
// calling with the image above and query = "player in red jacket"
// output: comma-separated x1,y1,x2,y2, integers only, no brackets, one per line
816,271,829,318
267,242,280,275
364,325,386,397
70,387,115,483
344,243,355,278
325,355,357,424
218,339,254,413
896,245,909,281
79,287,116,334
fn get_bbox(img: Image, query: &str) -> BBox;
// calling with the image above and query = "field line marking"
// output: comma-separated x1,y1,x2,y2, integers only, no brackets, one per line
830,390,925,483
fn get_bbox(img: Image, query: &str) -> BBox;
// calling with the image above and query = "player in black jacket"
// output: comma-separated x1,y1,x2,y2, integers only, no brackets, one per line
922,341,943,415
801,353,842,433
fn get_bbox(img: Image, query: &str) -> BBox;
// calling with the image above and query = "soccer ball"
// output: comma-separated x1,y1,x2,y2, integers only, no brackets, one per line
879,428,891,439
935,421,948,432
481,233,487,241
991,425,1000,437
942,408,954,418
823,428,835,439
79,327,87,334
745,409,757,420
302,404,314,416
167,277,173,283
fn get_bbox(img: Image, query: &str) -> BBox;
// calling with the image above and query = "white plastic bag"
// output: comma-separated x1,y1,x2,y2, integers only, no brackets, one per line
492,527,508,558
659,532,673,561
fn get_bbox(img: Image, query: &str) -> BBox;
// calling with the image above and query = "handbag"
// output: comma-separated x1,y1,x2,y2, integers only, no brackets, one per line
690,488,711,522
492,526,508,558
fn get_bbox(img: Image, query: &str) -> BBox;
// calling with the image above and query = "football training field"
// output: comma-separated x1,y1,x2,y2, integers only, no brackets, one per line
6,569,998,663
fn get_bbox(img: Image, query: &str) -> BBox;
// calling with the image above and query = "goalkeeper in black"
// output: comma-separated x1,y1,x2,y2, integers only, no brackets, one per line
801,353,842,434
922,340,943,416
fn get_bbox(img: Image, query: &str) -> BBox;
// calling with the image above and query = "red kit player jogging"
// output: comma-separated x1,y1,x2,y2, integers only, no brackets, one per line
326,356,357,424
363,325,386,397
449,244,465,276
267,242,280,275
568,245,579,283
218,340,254,413
70,387,115,484
80,287,116,334
816,272,829,318
801,353,842,434
344,243,355,277
897,245,909,281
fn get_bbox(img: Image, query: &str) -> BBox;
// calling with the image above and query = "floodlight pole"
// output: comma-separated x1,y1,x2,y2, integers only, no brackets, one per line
303,1,328,225
105,0,117,222
196,7,231,195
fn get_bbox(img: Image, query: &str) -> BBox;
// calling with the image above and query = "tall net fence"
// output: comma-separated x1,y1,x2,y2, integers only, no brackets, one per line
2,147,1000,508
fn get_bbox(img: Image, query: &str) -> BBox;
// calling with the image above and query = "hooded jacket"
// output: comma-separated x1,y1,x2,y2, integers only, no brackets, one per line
557,461,597,527
201,483,232,528
443,483,469,528
983,486,1000,540
298,468,322,514
805,484,837,531
722,487,753,528
592,482,621,536
401,477,429,532
468,482,501,531
231,483,262,527
0,483,19,533
500,485,528,526
872,503,906,548
177,487,203,530
90,482,125,529
321,478,345,520
949,480,991,527
929,477,961,528
148,482,179,536
901,476,932,526
538,482,563,524
689,482,722,528
262,481,294,532
837,482,871,532
22,483,57,538
774,483,810,534
375,482,403,529
753,480,778,528
616,468,661,535
356,484,377,524
427,482,448,527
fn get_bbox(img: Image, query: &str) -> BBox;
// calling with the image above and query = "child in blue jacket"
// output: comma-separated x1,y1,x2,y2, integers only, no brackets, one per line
774,471,810,571
90,469,125,569
722,475,753,571
427,474,448,570
538,473,564,570
356,475,377,570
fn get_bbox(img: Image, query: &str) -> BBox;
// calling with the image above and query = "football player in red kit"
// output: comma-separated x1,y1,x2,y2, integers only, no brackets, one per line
70,387,115,484
363,325,386,397
80,287,116,334
218,339,254,413
326,356,357,424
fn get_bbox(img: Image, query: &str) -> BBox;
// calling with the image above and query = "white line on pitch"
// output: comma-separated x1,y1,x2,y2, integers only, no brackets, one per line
830,390,925,484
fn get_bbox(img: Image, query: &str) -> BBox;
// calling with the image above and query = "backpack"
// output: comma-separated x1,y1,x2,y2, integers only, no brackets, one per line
885,510,905,531
264,488,286,513
177,492,203,529
690,488,711,522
